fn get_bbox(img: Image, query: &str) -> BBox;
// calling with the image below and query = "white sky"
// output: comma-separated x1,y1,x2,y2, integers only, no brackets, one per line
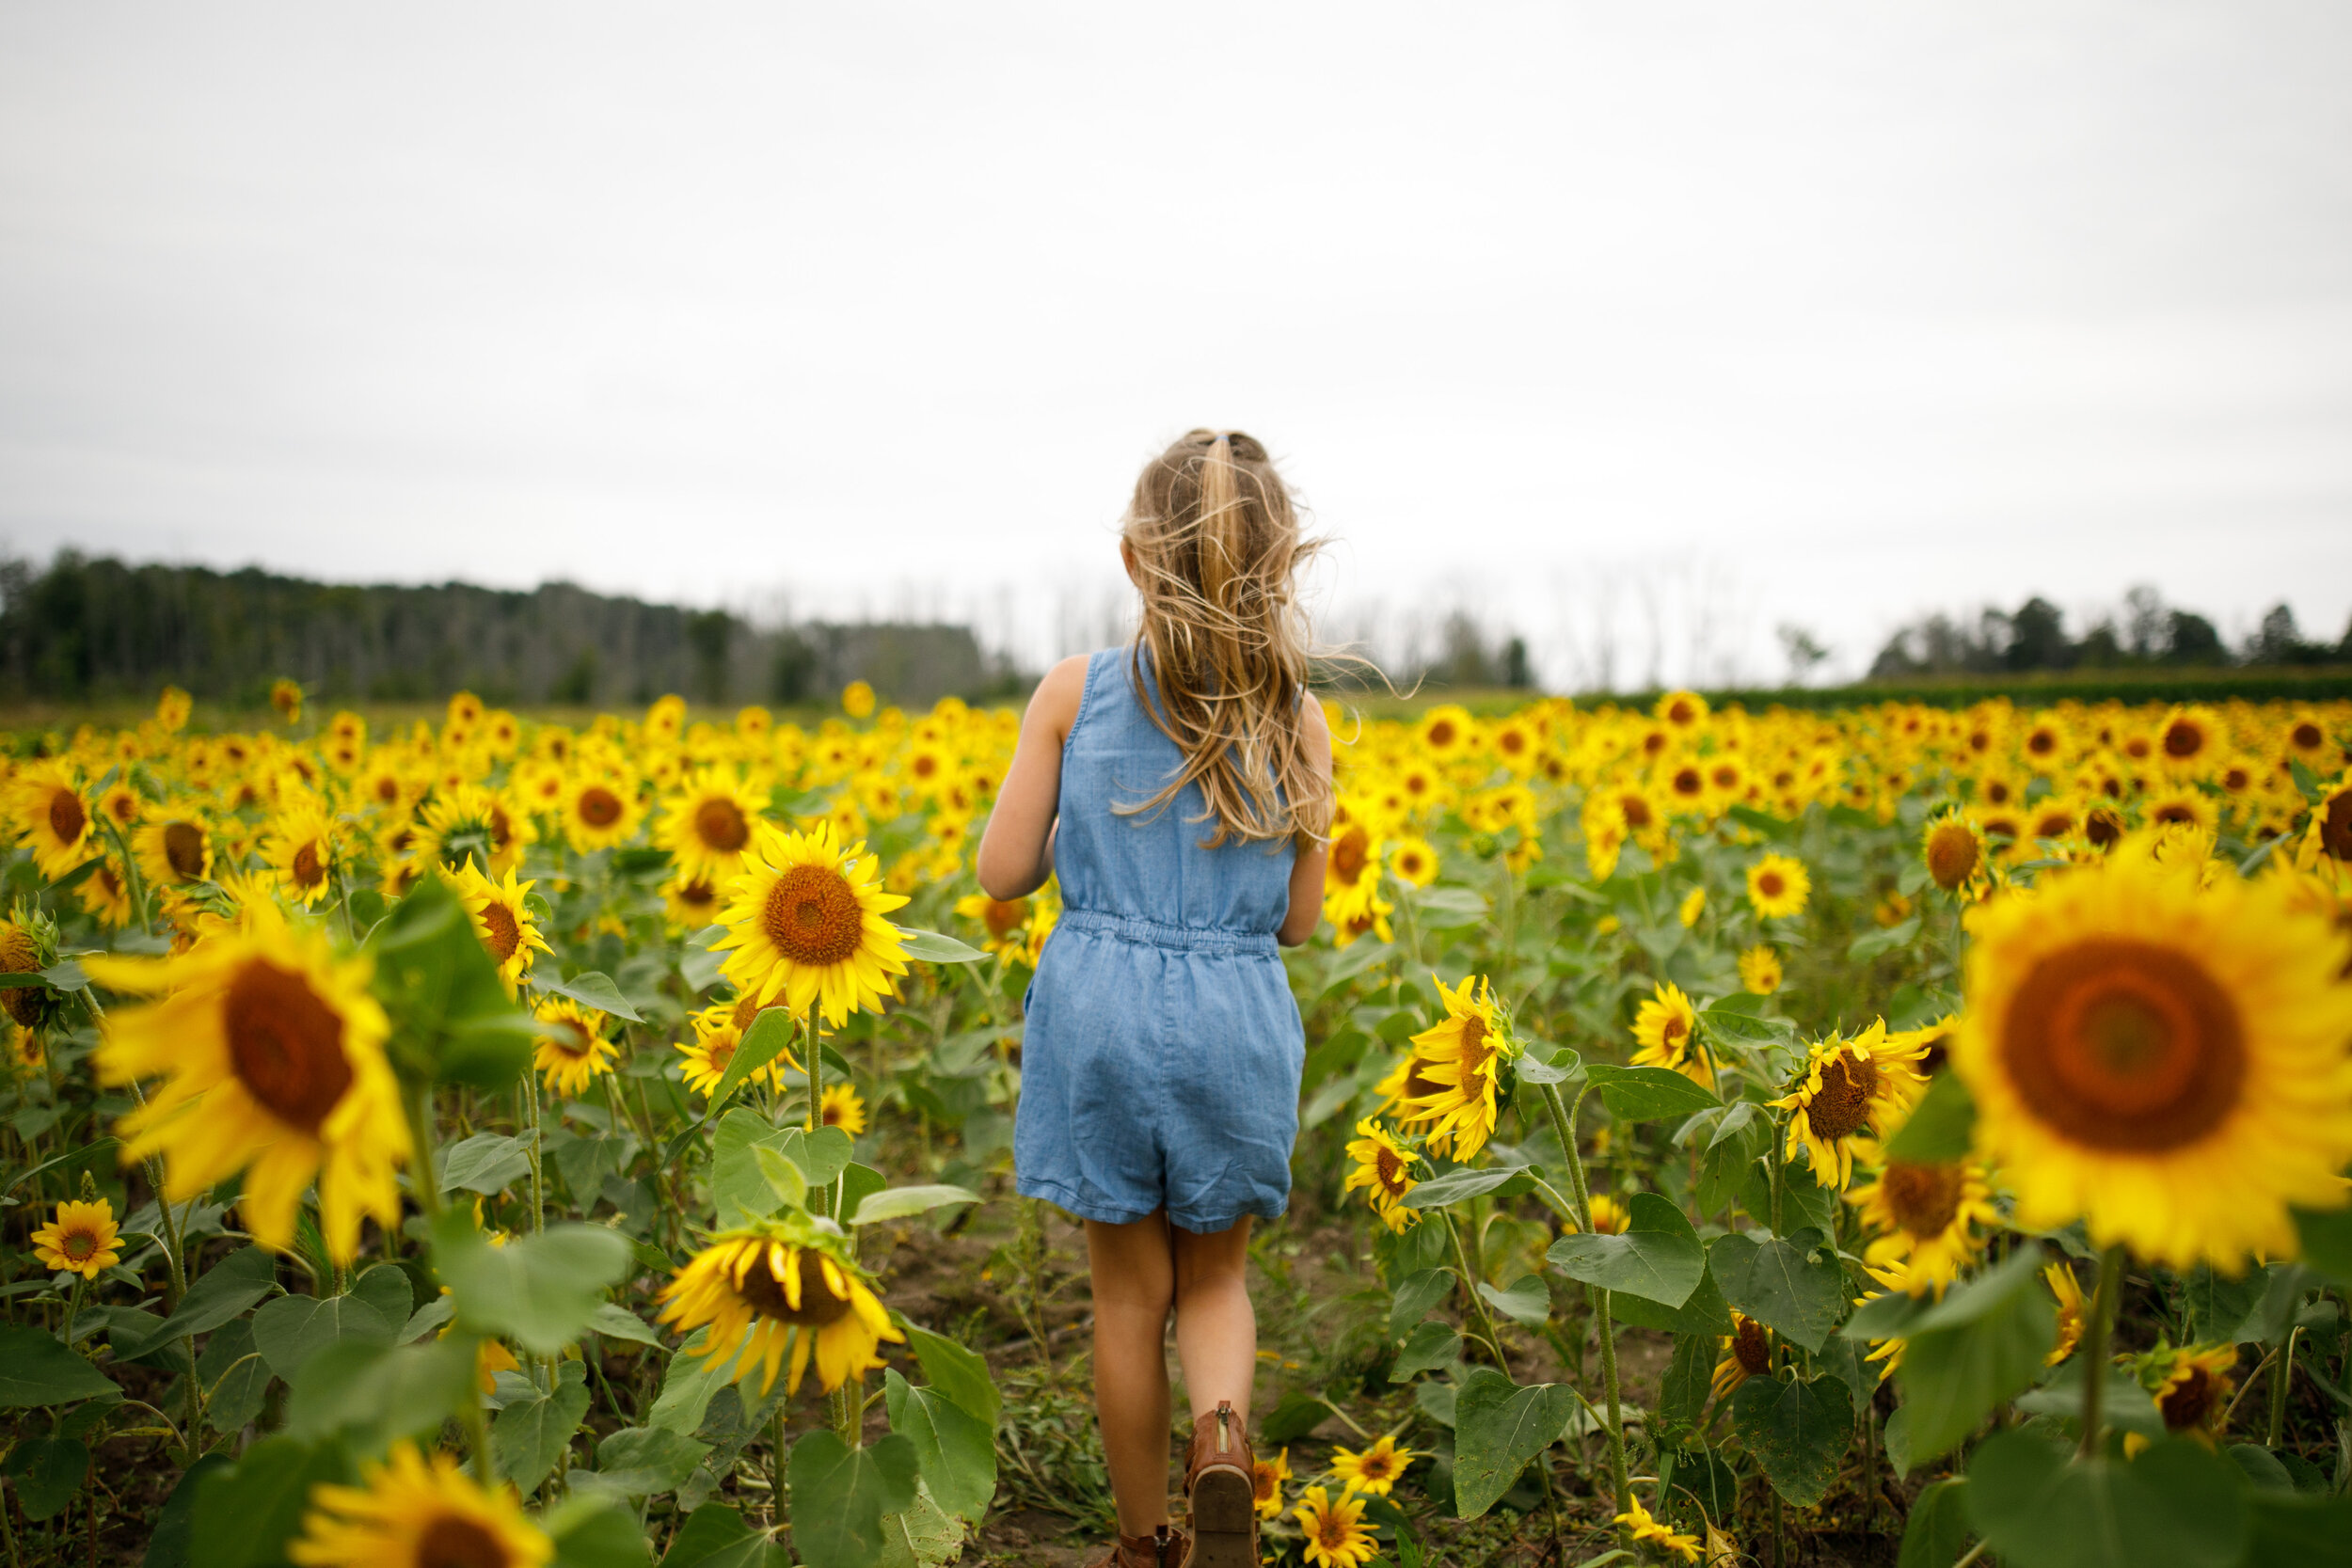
3,3,2348,688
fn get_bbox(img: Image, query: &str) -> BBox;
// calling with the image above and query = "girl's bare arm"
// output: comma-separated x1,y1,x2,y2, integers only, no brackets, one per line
975,655,1088,900
1278,698,1333,947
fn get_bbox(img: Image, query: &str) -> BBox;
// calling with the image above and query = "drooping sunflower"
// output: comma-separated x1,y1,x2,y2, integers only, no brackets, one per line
1293,1484,1376,1568
2044,1262,2087,1367
1252,1447,1293,1521
1328,1433,1416,1497
287,1443,550,1568
32,1197,122,1280
714,820,909,1029
413,785,532,877
0,917,65,1036
1769,1022,1931,1189
1613,1498,1703,1565
659,770,766,887
75,859,134,928
656,1226,903,1396
1847,1156,1997,1297
87,904,409,1262
448,863,551,997
819,1083,867,1136
2296,770,2352,872
1745,853,1811,920
1343,1118,1420,1232
1710,1309,1772,1401
531,997,617,1098
11,763,95,880
1738,944,1783,995
1952,841,2352,1271
660,873,724,931
560,772,644,855
262,803,340,909
2127,1341,2240,1451
1922,809,1988,896
1398,974,1516,1161
1630,980,1709,1088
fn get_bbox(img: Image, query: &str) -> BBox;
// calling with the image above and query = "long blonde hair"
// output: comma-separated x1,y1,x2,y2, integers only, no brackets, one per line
1118,429,1331,848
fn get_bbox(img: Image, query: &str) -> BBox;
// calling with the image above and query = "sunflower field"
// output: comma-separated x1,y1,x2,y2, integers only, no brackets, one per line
4,678,2352,1568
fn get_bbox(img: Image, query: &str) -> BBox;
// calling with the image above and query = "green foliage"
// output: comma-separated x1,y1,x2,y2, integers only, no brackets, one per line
1731,1373,1852,1507
366,876,535,1089
432,1210,635,1354
884,1370,996,1524
495,1361,593,1495
0,1324,119,1405
1964,1433,2249,1568
1450,1368,1578,1519
786,1432,920,1568
1545,1193,1704,1308
1708,1228,1845,1353
1888,1246,2058,1464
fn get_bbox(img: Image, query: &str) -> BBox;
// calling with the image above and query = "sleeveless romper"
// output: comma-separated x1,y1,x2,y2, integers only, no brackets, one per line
1013,646,1306,1233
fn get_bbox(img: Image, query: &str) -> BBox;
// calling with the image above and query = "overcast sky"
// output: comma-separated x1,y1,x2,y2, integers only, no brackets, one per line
3,3,2348,687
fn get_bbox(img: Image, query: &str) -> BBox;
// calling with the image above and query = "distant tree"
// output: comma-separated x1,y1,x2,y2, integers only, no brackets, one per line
2164,610,2227,666
1502,636,1532,689
1776,624,1831,685
2004,597,2073,672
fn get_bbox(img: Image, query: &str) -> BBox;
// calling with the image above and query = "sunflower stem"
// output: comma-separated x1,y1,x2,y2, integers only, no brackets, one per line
1536,1079,1630,1531
771,1401,791,1531
522,1073,545,1235
1443,1212,1509,1369
2267,1325,2299,1448
2077,1244,2126,1459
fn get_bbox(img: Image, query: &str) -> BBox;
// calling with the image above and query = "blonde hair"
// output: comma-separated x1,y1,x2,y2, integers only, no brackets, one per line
1118,429,1331,848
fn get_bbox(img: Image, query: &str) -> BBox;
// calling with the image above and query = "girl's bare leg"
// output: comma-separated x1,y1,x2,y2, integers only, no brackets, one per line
1169,1216,1255,1426
1085,1214,1177,1535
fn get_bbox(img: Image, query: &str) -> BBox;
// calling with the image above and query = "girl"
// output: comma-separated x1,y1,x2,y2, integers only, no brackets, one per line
976,430,1333,1568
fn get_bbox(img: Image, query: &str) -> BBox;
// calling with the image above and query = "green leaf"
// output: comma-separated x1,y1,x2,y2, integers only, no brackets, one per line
1848,915,1921,961
852,1184,980,1227
1730,1373,1852,1507
649,1333,732,1436
710,1109,804,1226
589,1302,665,1348
496,1361,593,1496
197,1320,273,1433
143,1454,232,1568
114,1245,278,1358
546,1494,654,1568
874,1479,966,1568
787,1431,921,1568
1708,1229,1846,1353
708,1008,800,1109
1546,1194,1705,1309
0,1325,117,1406
1883,1072,1976,1164
1898,1478,1972,1568
188,1436,351,1568
660,1505,787,1568
895,927,988,963
284,1337,478,1456
439,1132,536,1196
902,1325,1000,1435
1964,1432,2248,1568
884,1370,996,1524
1516,1047,1582,1085
434,1212,637,1355
2,1435,87,1521
1700,999,1794,1048
771,1125,854,1188
2242,1489,2352,1568
1260,1389,1337,1445
537,969,644,1022
2292,1204,2352,1289
588,1426,712,1497
1895,1246,2058,1464
1608,1199,1735,1338
367,875,536,1090
1390,1269,1454,1341
1390,1321,1463,1383
1408,885,1489,928
1655,1334,1715,1440
2182,1262,2269,1345
250,1287,401,1381
1477,1275,1551,1328
1403,1164,1531,1209
1582,1064,1720,1122
834,1163,886,1226
2011,1360,2165,1439
1450,1368,1578,1519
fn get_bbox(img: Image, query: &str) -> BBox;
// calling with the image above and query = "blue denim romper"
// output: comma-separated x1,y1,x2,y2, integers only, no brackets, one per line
1014,645,1306,1233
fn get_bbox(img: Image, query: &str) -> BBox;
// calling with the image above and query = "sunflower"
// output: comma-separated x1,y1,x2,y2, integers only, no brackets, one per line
0,918,63,1035
841,680,877,720
1565,1194,1631,1234
2155,705,2221,776
2127,1342,2239,1451
1324,822,1384,904
288,1443,549,1568
76,859,134,927
156,687,192,733
655,1227,902,1396
819,1083,867,1136
11,763,94,880
263,803,340,909
1328,1434,1415,1497
1418,705,1475,760
97,783,142,833
1398,974,1516,1161
413,785,532,876
269,679,303,724
714,820,909,1029
560,772,644,854
1847,1157,1996,1297
2044,1262,2087,1366
1614,1498,1702,1565
1388,837,1439,888
2297,771,2352,871
952,891,1033,957
1343,1118,1420,1232
531,997,616,1098
1745,853,1810,920
448,863,551,997
1710,1310,1772,1401
1769,1022,1931,1189
1293,1485,1376,1568
1922,809,1987,895
1252,1447,1293,1520
1630,980,1709,1088
1952,841,2352,1271
1657,689,1709,731
32,1197,122,1280
1738,944,1782,995
1677,886,1707,927
87,904,409,1262
675,1009,788,1099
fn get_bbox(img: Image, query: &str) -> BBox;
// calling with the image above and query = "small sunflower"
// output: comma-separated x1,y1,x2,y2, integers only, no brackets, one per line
288,1443,549,1568
2044,1262,2087,1367
1848,1156,1997,1297
12,763,95,880
156,687,192,733
2296,770,2352,871
1565,1194,1631,1234
1342,1118,1420,1232
1252,1447,1293,1520
2129,1341,2239,1449
1738,944,1782,995
1954,840,2352,1270
841,680,877,720
1710,1310,1772,1401
531,996,617,1098
819,1083,867,1136
1745,853,1810,920
269,679,304,724
714,820,909,1029
1922,809,1988,896
32,1197,122,1280
657,770,765,886
87,904,409,1262
655,1226,902,1396
1614,1498,1703,1564
1293,1484,1376,1568
1389,836,1439,887
263,803,340,909
560,773,644,854
448,863,551,997
1328,1433,1415,1497
1770,1022,1931,1189
952,891,1033,958
1677,886,1708,927
76,859,135,928
1630,980,1709,1088
660,873,724,930
1397,974,1517,1161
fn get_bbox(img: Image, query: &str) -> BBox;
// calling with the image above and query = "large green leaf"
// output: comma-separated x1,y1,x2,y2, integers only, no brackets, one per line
2241,1489,2352,1568
649,1333,733,1436
1730,1374,1852,1507
2,1435,87,1521
2292,1204,2352,1289
709,1109,805,1226
708,1008,801,1109
1403,1164,1533,1209
1477,1275,1551,1328
0,1324,118,1406
588,1426,712,1497
537,969,644,1022
283,1337,478,1457
1582,1064,1719,1122
884,1370,996,1524
1450,1367,1577,1519
1899,1478,1973,1568
1894,1244,2058,1464
895,927,988,964
250,1274,406,1380
197,1319,274,1433
438,1132,536,1196
1546,1192,1705,1308
851,1184,979,1227
115,1246,278,1358
366,875,535,1089
1883,1072,1975,1164
1964,1432,2248,1568
660,1505,787,1568
496,1361,593,1496
1390,1321,1462,1384
902,1326,1000,1435
875,1479,965,1568
143,1455,232,1568
188,1436,351,1568
1708,1228,1845,1353
1654,1333,1715,1441
546,1494,654,1568
1608,1201,1735,1338
786,1431,920,1568
1389,1269,1454,1341
435,1212,636,1354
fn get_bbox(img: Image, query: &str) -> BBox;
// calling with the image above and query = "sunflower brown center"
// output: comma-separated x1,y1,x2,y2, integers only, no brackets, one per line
1622,796,1653,830
1804,1052,1878,1142
706,1037,737,1071
158,820,205,879
2003,938,2245,1151
1757,871,1786,899
2085,808,2123,848
224,958,353,1134
548,1022,593,1059
1331,827,1370,884
62,1229,94,1261
578,786,623,828
2291,721,2323,751
2321,791,2352,862
1661,1012,1689,1045
478,900,521,964
675,879,717,912
1733,1315,1771,1375
1879,1160,1964,1237
1926,823,1979,890
375,776,401,803
291,842,325,890
47,789,86,844
763,864,863,966
1672,767,1704,798
737,1248,855,1326
417,1513,513,1568
2152,800,2198,827
2159,1367,2224,1433
2163,722,2204,760
1427,720,1456,749
980,898,1026,939
695,799,751,853
1375,1146,1405,1189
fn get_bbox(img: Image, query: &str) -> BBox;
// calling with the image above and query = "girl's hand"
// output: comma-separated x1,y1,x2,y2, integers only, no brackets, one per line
975,654,1087,900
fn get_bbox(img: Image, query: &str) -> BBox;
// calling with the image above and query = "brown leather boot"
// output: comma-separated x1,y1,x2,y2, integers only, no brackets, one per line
1084,1524,1190,1568
1184,1401,1256,1568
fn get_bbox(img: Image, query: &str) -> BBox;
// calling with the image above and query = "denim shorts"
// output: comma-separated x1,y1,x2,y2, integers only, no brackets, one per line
1014,910,1305,1233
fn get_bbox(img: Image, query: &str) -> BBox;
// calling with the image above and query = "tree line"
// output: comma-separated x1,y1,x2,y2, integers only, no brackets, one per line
1868,586,2349,681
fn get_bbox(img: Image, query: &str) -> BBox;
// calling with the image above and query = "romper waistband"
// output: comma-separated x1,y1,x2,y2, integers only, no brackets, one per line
1057,908,1279,955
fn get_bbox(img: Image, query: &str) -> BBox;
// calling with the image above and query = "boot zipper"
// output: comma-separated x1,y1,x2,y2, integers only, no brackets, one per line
1216,1402,1232,1456
1154,1524,1169,1566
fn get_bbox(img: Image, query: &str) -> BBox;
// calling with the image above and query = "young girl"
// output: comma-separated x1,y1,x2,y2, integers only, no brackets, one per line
976,430,1333,1568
